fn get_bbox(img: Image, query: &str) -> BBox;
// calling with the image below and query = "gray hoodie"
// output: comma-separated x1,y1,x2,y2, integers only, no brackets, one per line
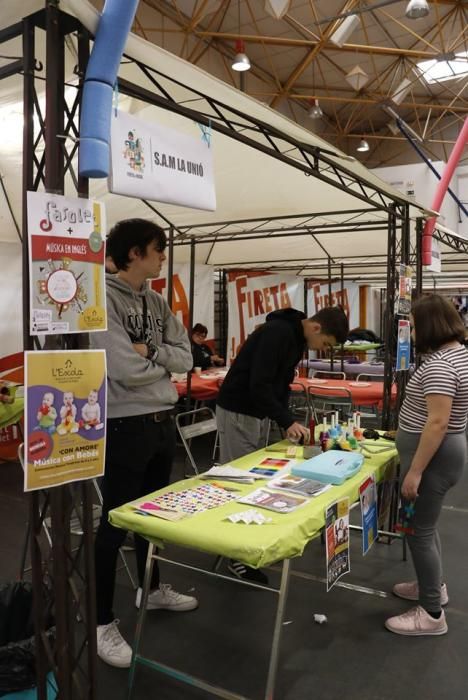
90,275,193,418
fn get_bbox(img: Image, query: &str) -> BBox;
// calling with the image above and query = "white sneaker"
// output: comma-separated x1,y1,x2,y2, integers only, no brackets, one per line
393,581,449,606
135,584,198,612
96,620,132,668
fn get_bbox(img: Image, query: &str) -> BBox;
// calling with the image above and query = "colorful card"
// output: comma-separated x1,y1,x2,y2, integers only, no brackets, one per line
325,497,350,591
27,191,107,335
268,474,332,498
24,350,107,491
238,488,308,514
395,499,416,535
259,458,290,467
136,484,236,516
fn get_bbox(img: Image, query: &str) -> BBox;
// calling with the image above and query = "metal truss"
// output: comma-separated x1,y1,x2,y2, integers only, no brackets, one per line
0,6,99,699
117,58,420,216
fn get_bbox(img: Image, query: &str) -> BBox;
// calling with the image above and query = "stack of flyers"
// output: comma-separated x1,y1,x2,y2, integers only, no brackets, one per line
237,487,308,514
249,458,293,479
135,502,188,521
267,473,332,498
199,465,259,484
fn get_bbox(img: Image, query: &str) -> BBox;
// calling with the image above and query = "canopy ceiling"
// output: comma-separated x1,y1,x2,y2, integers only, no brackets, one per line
0,0,466,284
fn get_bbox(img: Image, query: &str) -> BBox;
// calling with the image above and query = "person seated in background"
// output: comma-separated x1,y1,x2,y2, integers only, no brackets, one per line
191,323,224,371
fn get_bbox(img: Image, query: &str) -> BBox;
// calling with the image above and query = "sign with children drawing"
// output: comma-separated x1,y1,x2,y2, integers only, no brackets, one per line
24,350,106,491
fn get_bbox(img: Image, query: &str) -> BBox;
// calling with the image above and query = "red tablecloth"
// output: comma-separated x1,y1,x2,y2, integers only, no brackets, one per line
292,377,396,407
173,374,221,401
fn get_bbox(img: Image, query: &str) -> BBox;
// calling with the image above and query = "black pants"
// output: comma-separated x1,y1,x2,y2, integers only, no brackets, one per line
95,414,176,625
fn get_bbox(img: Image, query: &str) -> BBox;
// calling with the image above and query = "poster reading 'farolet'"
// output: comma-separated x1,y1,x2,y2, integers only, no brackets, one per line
24,350,106,492
27,191,107,335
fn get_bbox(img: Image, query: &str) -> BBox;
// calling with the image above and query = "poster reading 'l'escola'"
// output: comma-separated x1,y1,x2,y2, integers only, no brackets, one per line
24,350,107,492
27,191,107,335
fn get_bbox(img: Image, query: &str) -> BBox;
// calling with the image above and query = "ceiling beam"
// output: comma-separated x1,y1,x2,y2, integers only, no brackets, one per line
194,30,437,59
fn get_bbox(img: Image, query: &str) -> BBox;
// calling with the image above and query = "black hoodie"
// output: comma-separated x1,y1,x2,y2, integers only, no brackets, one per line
217,308,306,429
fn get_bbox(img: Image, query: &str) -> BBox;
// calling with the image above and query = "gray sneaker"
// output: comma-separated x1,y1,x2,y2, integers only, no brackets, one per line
96,620,132,668
135,584,198,612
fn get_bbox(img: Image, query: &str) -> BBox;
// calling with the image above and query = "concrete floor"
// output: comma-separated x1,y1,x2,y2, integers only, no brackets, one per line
1,437,467,700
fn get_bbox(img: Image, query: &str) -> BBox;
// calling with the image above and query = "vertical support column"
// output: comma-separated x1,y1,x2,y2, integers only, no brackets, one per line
415,217,423,298
185,238,196,409
167,226,174,309
395,204,411,417
221,269,228,362
340,262,345,374
381,205,397,430
328,257,334,371
23,16,49,700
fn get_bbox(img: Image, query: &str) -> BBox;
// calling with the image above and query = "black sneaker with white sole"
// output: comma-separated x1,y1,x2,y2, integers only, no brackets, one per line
228,559,269,585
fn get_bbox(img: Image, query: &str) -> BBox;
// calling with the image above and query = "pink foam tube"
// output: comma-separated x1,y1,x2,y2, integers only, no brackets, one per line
422,117,468,266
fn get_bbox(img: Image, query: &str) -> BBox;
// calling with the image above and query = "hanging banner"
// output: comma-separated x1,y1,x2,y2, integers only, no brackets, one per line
27,191,107,335
306,280,359,330
227,271,304,361
151,264,214,337
325,497,350,592
426,238,442,273
24,350,107,492
359,475,378,555
396,318,411,371
109,111,216,211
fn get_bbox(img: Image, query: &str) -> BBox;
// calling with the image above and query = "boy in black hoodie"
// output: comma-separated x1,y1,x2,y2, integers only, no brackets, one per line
216,306,349,582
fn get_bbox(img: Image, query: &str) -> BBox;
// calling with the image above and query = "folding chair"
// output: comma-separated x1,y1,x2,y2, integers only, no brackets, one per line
175,407,218,476
307,385,352,423
288,382,311,426
354,373,384,423
311,369,346,380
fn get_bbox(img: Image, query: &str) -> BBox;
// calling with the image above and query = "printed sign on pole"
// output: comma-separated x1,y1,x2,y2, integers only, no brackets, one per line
27,191,107,335
359,475,378,555
24,350,107,491
396,318,411,371
426,238,442,273
325,497,350,591
110,111,216,211
226,271,304,362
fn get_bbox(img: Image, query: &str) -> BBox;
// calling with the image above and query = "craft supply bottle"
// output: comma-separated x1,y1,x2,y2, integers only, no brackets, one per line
308,418,316,445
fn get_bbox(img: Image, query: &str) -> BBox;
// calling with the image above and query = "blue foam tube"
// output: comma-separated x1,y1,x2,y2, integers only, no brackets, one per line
79,0,140,178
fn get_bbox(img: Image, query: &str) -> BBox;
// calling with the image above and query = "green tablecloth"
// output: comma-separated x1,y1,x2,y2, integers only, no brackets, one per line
109,441,398,569
0,397,24,430
336,343,382,352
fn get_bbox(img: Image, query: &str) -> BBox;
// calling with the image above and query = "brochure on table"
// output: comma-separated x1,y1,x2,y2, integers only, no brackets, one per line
325,497,350,591
24,350,107,491
27,191,107,335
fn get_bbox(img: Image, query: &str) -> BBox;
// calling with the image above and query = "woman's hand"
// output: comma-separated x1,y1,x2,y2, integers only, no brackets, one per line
401,469,422,501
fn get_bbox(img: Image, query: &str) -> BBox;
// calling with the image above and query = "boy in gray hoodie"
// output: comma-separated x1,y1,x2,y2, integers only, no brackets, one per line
91,219,196,668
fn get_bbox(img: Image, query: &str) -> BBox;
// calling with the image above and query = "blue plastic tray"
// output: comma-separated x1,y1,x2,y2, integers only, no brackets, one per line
291,450,364,485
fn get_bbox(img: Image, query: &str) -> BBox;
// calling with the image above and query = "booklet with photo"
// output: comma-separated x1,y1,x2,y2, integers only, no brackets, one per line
267,473,332,498
237,487,308,514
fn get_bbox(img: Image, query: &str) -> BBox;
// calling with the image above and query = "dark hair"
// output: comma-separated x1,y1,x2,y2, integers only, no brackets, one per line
310,306,349,344
192,323,208,336
412,293,466,353
106,219,166,271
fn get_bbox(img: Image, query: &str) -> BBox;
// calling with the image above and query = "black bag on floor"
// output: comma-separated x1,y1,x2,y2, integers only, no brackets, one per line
0,582,54,696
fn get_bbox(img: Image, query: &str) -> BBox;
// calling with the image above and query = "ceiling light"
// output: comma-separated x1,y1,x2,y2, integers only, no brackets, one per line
357,138,370,152
231,40,251,72
405,0,430,19
308,99,323,119
329,14,360,48
345,65,369,91
264,0,291,20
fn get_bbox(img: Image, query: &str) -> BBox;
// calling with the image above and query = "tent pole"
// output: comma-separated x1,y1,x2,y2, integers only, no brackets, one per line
185,238,196,410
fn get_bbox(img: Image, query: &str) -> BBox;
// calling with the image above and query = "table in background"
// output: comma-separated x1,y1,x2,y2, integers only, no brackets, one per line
110,442,398,700
292,377,396,408
173,368,227,402
302,359,385,378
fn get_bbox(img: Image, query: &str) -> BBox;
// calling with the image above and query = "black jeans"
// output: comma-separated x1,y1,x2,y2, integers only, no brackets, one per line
95,414,176,625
